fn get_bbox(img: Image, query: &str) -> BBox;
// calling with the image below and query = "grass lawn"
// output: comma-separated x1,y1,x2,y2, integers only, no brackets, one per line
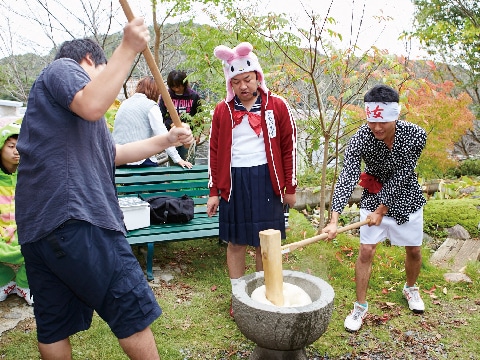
1,209,479,359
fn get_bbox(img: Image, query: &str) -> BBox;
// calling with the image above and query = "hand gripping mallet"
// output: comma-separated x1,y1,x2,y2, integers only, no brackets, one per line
260,219,370,306
118,0,182,129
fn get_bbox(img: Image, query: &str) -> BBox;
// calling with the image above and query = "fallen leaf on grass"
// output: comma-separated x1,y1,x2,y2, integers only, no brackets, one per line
210,285,217,292
420,321,433,331
380,302,396,308
423,285,437,295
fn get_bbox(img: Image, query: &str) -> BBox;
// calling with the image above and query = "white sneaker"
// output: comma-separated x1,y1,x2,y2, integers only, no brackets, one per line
344,302,368,332
403,284,424,314
0,281,16,301
15,286,34,306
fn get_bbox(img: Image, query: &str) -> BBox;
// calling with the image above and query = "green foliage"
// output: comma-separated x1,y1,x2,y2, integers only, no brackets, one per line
410,0,480,117
1,208,479,359
104,99,121,132
297,167,336,188
412,0,479,71
426,176,480,200
424,198,480,237
446,159,480,177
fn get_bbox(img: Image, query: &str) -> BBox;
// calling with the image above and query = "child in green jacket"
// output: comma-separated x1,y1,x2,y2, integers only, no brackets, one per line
0,121,32,305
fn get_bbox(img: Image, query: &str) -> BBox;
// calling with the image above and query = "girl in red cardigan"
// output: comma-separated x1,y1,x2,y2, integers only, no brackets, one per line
206,42,297,317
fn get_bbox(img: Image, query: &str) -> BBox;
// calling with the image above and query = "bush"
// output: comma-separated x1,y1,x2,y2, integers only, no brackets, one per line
445,159,480,177
424,198,480,238
297,167,336,188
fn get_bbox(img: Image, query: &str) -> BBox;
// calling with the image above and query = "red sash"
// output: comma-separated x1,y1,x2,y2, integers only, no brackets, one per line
359,172,382,194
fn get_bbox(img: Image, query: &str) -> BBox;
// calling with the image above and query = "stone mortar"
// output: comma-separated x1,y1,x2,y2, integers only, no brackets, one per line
232,270,335,359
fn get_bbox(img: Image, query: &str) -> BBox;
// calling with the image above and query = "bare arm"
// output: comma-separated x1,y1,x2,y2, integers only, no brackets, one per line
70,17,150,120
115,125,193,166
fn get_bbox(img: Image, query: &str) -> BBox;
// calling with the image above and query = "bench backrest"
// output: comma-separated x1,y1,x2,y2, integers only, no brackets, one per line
115,165,210,213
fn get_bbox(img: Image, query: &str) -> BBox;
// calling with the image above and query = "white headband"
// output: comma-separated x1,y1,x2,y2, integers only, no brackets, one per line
365,102,400,122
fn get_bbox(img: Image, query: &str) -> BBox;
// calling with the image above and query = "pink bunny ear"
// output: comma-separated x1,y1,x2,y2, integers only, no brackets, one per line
234,42,253,57
214,45,235,62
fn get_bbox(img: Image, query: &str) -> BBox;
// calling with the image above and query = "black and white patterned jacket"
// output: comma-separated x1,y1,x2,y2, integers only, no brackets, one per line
331,120,427,225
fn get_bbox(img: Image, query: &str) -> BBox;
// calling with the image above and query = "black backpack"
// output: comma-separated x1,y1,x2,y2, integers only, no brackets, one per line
142,195,194,224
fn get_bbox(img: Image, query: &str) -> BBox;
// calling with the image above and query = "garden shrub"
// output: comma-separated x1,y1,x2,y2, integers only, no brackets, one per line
424,198,480,238
446,159,480,177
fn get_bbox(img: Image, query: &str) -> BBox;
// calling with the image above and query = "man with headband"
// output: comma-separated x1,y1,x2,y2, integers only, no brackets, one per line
322,84,427,332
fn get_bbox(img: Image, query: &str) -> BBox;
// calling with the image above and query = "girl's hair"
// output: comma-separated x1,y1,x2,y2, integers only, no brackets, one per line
167,70,189,89
135,76,161,101
54,38,107,66
364,84,399,103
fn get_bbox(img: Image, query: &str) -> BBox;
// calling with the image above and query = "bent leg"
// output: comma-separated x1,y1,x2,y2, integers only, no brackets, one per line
405,246,422,286
119,327,159,360
355,243,377,303
227,243,247,278
38,338,72,360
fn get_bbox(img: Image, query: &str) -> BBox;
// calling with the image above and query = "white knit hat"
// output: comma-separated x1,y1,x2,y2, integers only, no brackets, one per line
213,42,268,102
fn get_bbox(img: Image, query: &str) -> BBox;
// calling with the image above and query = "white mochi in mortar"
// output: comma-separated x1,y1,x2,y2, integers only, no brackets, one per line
251,282,312,307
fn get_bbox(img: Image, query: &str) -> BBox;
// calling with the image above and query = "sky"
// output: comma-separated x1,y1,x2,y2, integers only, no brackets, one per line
260,0,426,58
0,0,427,59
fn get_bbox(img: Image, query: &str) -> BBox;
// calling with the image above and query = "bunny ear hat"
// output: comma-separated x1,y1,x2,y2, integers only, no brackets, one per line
213,42,268,102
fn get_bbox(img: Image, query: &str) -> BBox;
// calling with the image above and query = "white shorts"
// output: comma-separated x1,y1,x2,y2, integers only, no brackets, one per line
359,208,423,246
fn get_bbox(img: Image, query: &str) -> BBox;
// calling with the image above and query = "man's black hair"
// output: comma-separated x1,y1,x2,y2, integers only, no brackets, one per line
54,38,107,66
364,84,399,103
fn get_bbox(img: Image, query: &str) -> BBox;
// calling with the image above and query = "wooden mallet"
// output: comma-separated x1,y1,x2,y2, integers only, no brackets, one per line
260,219,370,306
118,0,182,128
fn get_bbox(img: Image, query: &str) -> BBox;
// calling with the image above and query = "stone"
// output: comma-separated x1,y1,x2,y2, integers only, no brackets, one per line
446,224,470,239
430,238,480,271
232,270,334,359
444,273,472,283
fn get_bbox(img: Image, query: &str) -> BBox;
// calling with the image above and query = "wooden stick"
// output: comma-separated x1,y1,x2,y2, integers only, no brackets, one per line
118,0,182,128
281,219,370,254
260,229,284,306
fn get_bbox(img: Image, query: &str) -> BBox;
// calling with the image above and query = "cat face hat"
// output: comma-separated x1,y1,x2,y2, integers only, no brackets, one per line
213,42,268,102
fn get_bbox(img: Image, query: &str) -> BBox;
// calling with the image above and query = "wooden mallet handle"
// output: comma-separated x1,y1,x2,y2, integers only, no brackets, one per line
119,0,182,128
281,219,370,254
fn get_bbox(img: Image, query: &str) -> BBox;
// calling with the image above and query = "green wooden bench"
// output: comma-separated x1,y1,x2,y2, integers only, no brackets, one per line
115,165,219,281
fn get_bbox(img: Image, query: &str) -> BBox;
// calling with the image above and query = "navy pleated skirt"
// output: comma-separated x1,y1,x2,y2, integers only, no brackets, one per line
219,164,285,247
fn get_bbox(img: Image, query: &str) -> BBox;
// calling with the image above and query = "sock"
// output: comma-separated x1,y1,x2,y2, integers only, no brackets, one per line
357,302,368,308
